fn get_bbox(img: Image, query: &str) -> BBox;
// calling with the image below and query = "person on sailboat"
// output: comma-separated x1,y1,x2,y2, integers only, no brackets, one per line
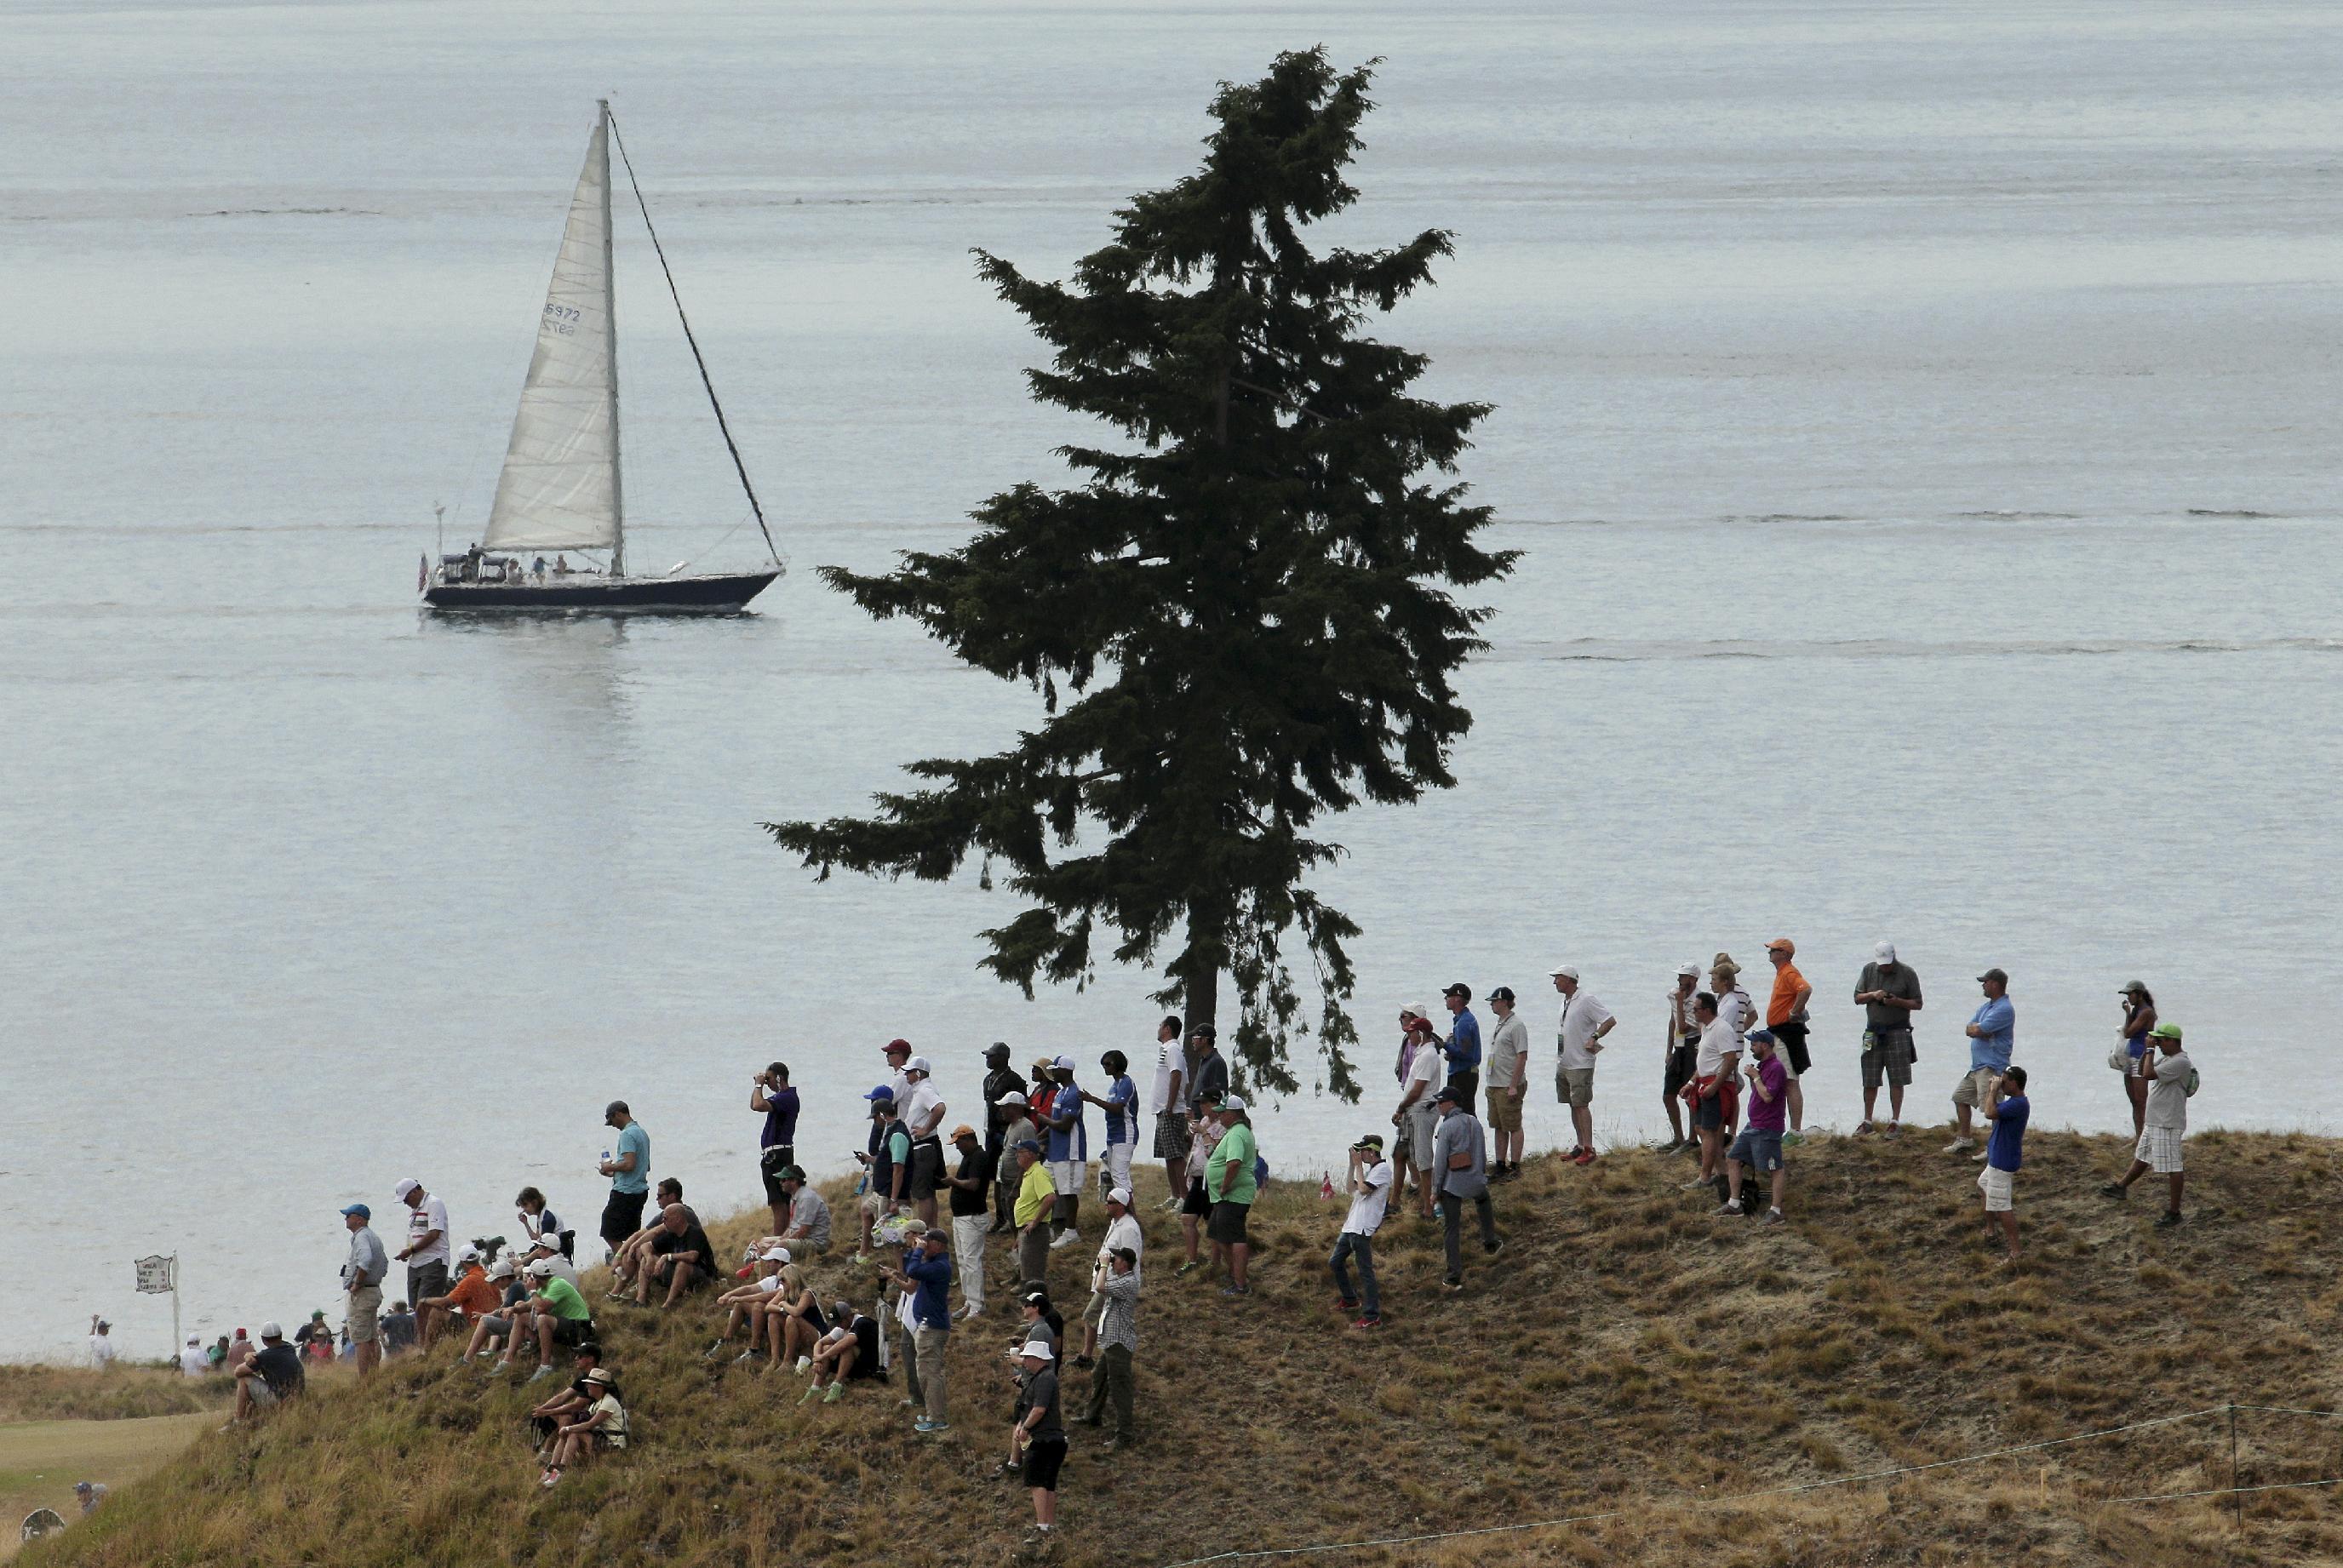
532,556,547,580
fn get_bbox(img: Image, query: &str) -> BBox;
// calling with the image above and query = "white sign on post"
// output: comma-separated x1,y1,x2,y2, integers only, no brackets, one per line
133,1256,175,1294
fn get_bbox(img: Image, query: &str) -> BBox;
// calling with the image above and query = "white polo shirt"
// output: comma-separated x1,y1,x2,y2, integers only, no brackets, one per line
1557,990,1615,1070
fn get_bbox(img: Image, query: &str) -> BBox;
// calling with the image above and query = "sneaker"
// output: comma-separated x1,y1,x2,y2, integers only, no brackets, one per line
959,1305,985,1321
796,1382,822,1405
1352,1315,1383,1330
899,1396,919,1408
733,1350,762,1365
1882,1123,1903,1140
1573,1149,1596,1166
2099,1182,2127,1199
2155,1210,2183,1228
1762,1209,1785,1225
1175,1260,1202,1277
1715,1201,1742,1216
1443,1278,1464,1294
1102,1436,1125,1453
1678,1178,1711,1191
702,1342,726,1360
1973,1147,1991,1163
850,1252,874,1267
914,1418,946,1434
1852,1120,1876,1137
1485,1239,1504,1257
1942,1137,1976,1154
490,1359,513,1375
822,1382,845,1404
1652,1137,1683,1153
1049,1231,1080,1250
1219,1284,1251,1297
1565,1146,1585,1161
526,1364,556,1382
539,1468,562,1489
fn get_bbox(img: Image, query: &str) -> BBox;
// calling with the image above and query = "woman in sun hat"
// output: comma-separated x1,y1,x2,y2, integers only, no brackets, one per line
2117,981,2157,1136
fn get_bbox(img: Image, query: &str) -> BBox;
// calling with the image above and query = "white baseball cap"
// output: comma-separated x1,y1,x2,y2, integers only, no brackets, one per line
1222,1094,1247,1112
907,1055,933,1074
1052,1054,1076,1071
1549,964,1578,980
1106,1187,1132,1206
529,1233,559,1250
525,1258,554,1278
760,1245,792,1263
999,1091,1027,1107
490,1258,516,1279
260,1320,284,1339
455,1245,481,1264
391,1178,420,1201
1676,962,1699,978
1410,1004,1432,1022
1874,940,1896,962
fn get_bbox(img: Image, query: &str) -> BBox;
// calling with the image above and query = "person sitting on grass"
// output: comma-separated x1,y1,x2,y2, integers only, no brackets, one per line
770,1262,830,1371
1978,1065,2029,1264
516,1256,597,1378
417,1245,501,1350
606,1178,686,1299
528,1342,604,1453
539,1366,626,1489
457,1257,525,1362
1718,1027,1790,1222
635,1202,717,1308
706,1246,793,1363
799,1300,883,1404
522,1232,581,1289
2102,1022,2192,1227
225,1322,304,1428
1011,1341,1067,1540
774,1165,833,1256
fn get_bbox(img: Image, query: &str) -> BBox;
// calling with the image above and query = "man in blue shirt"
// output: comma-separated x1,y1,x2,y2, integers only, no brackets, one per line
1042,1056,1090,1251
883,1228,954,1434
599,1102,650,1258
1947,969,2014,1155
1441,983,1483,1107
1979,1065,2029,1264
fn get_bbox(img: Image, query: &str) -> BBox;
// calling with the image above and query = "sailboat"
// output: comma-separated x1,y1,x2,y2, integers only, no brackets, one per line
421,101,782,613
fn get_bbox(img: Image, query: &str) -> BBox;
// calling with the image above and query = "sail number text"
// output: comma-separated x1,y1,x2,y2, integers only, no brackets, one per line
543,303,582,337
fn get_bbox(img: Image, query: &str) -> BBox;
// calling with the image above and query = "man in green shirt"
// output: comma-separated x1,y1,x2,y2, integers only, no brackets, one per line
524,1258,596,1380
1205,1096,1259,1296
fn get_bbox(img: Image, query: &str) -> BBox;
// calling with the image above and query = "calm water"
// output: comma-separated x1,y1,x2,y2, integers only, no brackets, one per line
5,0,2340,1358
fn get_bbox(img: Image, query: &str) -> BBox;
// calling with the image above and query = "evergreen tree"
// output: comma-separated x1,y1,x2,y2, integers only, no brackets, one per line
767,49,1514,1100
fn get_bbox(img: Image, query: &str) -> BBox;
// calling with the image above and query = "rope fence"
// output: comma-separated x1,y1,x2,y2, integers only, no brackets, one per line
1152,1401,2337,1568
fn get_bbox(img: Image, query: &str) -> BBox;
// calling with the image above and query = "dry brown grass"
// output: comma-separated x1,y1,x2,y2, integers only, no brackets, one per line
0,1366,229,1424
22,1129,2343,1566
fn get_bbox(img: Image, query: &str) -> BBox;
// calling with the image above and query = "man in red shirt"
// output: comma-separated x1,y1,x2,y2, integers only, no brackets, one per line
1765,939,1813,1143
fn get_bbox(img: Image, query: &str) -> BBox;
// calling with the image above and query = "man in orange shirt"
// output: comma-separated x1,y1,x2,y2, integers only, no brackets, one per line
1765,939,1814,1142
417,1246,504,1351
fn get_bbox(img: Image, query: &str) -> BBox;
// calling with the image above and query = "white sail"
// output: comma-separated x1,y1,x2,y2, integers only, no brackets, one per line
483,111,622,558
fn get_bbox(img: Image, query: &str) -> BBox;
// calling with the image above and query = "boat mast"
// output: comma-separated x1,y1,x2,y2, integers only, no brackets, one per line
599,98,626,578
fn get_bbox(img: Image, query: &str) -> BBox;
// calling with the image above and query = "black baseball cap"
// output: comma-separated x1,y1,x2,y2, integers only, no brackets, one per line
1488,986,1515,1004
1442,982,1472,1002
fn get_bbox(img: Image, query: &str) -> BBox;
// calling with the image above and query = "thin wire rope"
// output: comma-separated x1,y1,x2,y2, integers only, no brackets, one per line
2232,1404,2343,1419
604,109,785,575
1151,1406,2229,1568
2114,1477,2343,1504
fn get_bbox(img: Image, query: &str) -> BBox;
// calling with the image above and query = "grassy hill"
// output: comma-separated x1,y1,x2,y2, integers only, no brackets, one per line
20,1129,2343,1567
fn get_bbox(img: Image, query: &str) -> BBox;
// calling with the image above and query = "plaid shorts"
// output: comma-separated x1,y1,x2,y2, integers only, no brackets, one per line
2135,1126,2185,1174
1153,1111,1189,1159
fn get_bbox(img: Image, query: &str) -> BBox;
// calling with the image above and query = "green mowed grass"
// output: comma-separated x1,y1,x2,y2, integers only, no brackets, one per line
0,1413,212,1560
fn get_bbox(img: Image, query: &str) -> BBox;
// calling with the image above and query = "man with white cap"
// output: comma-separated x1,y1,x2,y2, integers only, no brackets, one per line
339,1200,388,1376
1148,1016,1190,1210
993,1091,1038,1235
391,1178,450,1313
460,1256,527,1364
1011,1339,1068,1538
707,1245,793,1362
86,1316,116,1366
1550,965,1615,1166
1658,963,1702,1152
1079,1245,1142,1448
1206,1096,1259,1296
226,1322,303,1427
1041,1055,1090,1250
900,1055,948,1228
1393,1006,1441,1222
1074,1187,1143,1369
179,1336,209,1376
1853,940,1924,1137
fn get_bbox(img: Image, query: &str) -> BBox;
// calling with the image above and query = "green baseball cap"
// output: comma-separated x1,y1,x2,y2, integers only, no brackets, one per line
2148,1021,2182,1042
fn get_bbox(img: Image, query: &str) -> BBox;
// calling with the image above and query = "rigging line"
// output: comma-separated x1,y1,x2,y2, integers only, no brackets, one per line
2112,1478,2343,1505
604,108,785,574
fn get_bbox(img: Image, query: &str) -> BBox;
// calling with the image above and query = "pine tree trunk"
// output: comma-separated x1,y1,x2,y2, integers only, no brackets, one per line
1183,907,1222,1042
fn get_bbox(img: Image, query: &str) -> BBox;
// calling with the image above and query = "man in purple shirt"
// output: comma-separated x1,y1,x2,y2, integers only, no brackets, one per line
1719,1028,1790,1222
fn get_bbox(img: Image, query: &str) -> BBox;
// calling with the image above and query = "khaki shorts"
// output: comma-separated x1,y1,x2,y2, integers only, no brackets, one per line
1977,1166,2014,1214
1485,1088,1523,1132
1557,1067,1595,1108
346,1285,382,1343
1951,1067,2000,1108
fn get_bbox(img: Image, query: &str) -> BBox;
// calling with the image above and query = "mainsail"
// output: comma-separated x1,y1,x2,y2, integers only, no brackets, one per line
483,109,623,562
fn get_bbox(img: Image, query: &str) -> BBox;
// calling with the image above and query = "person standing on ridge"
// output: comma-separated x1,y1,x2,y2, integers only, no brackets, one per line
1329,1132,1393,1327
1082,1050,1140,1204
993,1092,1037,1237
1431,1085,1501,1292
1979,1065,2029,1263
1550,964,1615,1165
1948,968,2014,1154
340,1201,388,1376
1658,963,1701,1152
752,1063,799,1234
1763,939,1813,1143
1042,1056,1091,1250
982,1043,1028,1230
2103,1022,2192,1226
1207,1096,1259,1296
1483,987,1528,1181
1147,1017,1189,1211
1718,1027,1789,1222
86,1316,116,1366
945,1125,995,1319
1853,941,1923,1137
901,1056,948,1228
392,1177,450,1311
597,1102,650,1259
2117,981,2157,1136
1394,1009,1441,1222
1011,1137,1057,1290
1441,983,1482,1107
882,1227,954,1435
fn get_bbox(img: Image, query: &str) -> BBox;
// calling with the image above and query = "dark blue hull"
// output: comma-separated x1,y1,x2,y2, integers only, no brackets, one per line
423,569,778,614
